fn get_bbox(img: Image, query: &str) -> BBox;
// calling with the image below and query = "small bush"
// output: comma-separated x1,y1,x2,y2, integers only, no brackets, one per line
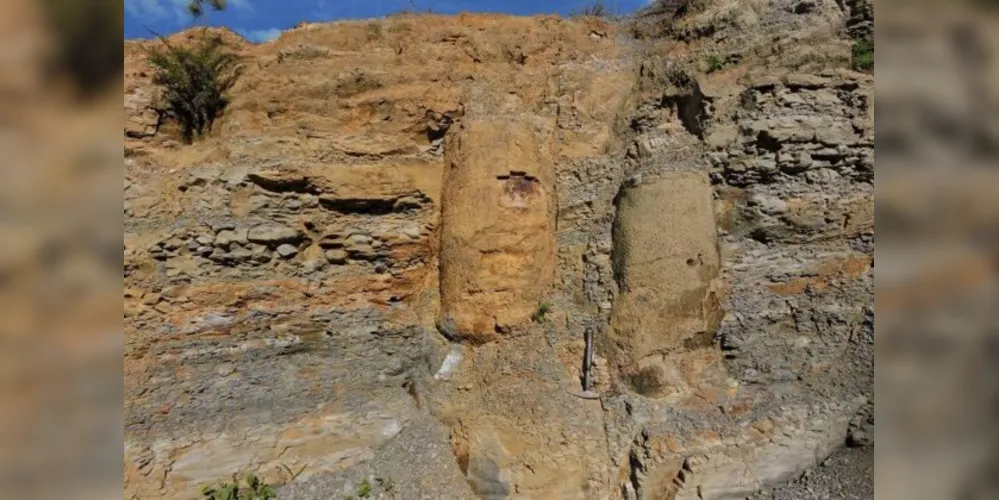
852,39,874,72
365,23,383,42
201,474,275,500
705,53,725,73
147,33,244,143
532,302,553,323
343,477,393,500
576,1,610,17
356,478,372,498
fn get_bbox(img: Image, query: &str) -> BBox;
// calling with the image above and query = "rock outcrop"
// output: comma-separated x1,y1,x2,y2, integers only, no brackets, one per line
124,1,873,499
439,118,557,344
608,173,725,400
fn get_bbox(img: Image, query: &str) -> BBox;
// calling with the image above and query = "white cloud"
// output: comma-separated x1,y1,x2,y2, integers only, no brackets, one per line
238,28,282,43
124,0,169,19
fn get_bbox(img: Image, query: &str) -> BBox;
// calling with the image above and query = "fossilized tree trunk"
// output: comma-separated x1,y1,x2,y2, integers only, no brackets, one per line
608,173,726,399
438,118,556,344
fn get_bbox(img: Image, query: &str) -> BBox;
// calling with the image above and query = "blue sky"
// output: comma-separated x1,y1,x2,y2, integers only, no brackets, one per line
124,0,653,42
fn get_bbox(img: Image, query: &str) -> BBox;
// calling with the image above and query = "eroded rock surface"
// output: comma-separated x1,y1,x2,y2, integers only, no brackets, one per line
124,2,873,499
438,118,557,344
608,173,725,400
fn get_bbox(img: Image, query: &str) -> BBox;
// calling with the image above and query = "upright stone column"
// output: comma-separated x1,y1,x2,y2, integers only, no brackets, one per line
608,173,725,398
438,118,556,344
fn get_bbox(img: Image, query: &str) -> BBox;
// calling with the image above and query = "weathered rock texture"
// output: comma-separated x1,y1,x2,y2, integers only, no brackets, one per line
124,1,873,499
439,118,557,344
609,173,725,400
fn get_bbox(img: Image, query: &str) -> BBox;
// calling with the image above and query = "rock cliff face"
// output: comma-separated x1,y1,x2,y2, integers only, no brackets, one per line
124,1,873,499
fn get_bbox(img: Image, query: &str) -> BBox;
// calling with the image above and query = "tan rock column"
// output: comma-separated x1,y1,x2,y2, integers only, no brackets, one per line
608,173,725,398
438,118,556,344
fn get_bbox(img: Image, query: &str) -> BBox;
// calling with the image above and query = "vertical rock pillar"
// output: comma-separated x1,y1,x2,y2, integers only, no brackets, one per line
608,173,725,399
438,118,556,344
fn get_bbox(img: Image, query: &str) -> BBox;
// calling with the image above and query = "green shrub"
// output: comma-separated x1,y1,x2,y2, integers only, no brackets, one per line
532,302,553,323
201,474,275,500
705,53,725,73
343,477,393,500
852,39,874,72
356,478,372,498
147,33,244,143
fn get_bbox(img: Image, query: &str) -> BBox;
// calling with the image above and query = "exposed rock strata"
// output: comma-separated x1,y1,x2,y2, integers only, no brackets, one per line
124,2,874,499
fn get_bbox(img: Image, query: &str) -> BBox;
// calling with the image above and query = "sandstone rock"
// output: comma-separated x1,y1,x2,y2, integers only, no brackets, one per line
400,224,422,240
346,233,372,246
846,403,874,448
346,244,376,261
162,237,184,251
215,228,248,248
815,119,858,146
124,87,160,139
793,151,814,171
301,259,326,274
141,293,161,306
123,10,873,500
126,406,410,500
704,123,739,150
230,246,253,262
750,193,789,215
673,402,861,500
608,173,725,398
325,249,348,264
276,244,299,259
783,73,830,89
247,224,303,245
438,118,557,344
246,170,313,193
330,134,419,157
